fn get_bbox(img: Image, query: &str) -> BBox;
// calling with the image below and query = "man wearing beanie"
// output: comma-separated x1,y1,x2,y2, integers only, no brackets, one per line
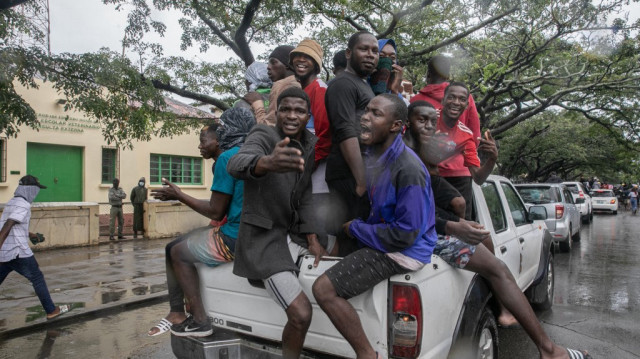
244,45,301,125
290,38,334,253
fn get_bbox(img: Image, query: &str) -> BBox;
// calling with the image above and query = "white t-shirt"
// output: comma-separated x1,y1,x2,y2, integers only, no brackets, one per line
0,197,33,262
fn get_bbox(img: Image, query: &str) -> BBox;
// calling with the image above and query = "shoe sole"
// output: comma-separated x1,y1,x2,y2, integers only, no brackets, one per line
171,328,213,337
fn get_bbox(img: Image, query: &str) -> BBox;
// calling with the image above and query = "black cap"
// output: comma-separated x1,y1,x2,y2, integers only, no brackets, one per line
19,175,47,189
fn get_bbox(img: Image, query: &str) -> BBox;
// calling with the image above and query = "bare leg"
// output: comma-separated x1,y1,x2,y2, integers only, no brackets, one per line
477,239,518,326
170,241,207,324
282,292,312,359
465,244,569,359
313,275,376,359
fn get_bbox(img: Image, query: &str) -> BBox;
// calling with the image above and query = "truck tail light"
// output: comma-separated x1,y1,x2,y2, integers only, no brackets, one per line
611,199,617,204
578,191,585,198
555,205,564,219
390,284,422,358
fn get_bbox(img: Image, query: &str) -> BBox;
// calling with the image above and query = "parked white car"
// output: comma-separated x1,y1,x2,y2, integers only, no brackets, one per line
515,183,581,252
591,189,618,214
563,181,593,224
172,176,554,359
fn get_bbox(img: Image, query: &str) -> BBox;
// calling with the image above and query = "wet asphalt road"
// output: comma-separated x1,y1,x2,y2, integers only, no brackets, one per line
1,211,639,358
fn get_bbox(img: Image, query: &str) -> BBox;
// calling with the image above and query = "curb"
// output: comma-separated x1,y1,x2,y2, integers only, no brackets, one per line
0,291,169,339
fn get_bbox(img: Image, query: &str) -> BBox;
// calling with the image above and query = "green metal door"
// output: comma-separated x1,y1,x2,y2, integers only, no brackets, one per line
26,143,83,202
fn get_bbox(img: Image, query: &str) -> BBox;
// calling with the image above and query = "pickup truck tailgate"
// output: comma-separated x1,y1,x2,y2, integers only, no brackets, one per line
198,256,388,358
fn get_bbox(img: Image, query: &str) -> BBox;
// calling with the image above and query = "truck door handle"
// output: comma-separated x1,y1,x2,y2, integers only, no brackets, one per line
500,246,507,254
519,237,525,244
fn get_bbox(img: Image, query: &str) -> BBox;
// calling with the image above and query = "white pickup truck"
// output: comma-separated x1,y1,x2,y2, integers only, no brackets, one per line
171,175,554,359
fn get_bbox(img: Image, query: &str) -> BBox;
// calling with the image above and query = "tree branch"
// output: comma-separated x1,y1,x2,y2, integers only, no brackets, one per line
234,0,261,67
406,5,519,60
377,0,434,39
150,79,230,111
191,0,242,60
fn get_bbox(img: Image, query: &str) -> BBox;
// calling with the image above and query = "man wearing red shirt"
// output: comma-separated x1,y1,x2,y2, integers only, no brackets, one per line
289,39,331,166
290,39,334,249
438,82,497,220
410,54,481,140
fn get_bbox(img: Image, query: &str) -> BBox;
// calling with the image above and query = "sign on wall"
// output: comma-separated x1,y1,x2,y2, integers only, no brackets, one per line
37,113,100,133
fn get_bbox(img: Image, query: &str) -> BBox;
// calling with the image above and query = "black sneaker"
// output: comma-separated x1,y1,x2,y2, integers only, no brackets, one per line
170,316,213,337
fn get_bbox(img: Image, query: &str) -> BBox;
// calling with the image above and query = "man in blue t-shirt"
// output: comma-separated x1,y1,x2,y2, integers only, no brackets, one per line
149,108,255,337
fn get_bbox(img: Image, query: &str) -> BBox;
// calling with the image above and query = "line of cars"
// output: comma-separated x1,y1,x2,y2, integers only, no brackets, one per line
514,180,618,252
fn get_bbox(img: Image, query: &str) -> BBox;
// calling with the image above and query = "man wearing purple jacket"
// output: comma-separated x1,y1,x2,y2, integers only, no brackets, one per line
313,94,437,359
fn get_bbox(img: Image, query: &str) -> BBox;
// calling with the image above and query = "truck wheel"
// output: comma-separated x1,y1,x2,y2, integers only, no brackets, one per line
613,210,617,215
474,307,499,359
532,255,554,310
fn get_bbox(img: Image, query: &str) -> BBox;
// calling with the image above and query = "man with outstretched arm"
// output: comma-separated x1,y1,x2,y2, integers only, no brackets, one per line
148,108,255,337
227,87,331,359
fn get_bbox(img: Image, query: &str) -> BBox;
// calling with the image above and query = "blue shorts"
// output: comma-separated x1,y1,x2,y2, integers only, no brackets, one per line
433,235,476,269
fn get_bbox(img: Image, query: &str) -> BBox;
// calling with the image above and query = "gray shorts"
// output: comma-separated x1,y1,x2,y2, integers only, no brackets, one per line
264,271,303,311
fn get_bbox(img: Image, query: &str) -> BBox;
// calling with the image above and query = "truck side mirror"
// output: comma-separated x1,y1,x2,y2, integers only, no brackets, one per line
529,206,547,220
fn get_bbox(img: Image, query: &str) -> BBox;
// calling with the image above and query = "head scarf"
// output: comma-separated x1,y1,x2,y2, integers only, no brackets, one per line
378,39,398,64
14,185,40,203
245,62,272,91
217,107,257,151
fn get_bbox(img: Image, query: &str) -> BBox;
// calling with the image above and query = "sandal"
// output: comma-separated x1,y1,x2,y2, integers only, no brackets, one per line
46,305,70,320
567,348,592,359
148,318,173,337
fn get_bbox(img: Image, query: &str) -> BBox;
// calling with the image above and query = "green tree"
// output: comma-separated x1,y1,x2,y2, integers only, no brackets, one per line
498,111,638,182
1,0,639,149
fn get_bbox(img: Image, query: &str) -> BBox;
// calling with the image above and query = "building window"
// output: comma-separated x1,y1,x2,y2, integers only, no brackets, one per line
0,138,6,182
102,147,118,183
150,154,202,185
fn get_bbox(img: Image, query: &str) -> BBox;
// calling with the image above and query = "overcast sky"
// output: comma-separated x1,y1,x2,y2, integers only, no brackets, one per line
50,0,639,59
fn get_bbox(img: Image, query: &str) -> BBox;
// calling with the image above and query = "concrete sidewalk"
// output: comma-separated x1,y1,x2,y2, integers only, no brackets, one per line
0,237,174,338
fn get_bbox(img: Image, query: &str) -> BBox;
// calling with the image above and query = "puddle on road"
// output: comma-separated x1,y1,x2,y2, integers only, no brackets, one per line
0,302,174,359
24,302,86,322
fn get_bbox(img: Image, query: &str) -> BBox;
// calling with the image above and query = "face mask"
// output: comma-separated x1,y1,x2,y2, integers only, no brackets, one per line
14,185,40,203
139,182,145,187
370,57,393,95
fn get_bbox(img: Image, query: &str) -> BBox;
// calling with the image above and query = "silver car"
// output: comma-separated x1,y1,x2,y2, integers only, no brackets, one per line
515,183,582,252
563,181,593,224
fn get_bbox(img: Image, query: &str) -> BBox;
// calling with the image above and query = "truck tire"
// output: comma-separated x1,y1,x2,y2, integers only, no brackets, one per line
531,255,554,310
474,306,499,359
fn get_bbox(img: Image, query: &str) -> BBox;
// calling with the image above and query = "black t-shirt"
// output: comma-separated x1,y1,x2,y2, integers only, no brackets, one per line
325,71,374,182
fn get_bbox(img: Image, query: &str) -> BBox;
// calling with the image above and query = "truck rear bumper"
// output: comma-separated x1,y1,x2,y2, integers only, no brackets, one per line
171,329,328,359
